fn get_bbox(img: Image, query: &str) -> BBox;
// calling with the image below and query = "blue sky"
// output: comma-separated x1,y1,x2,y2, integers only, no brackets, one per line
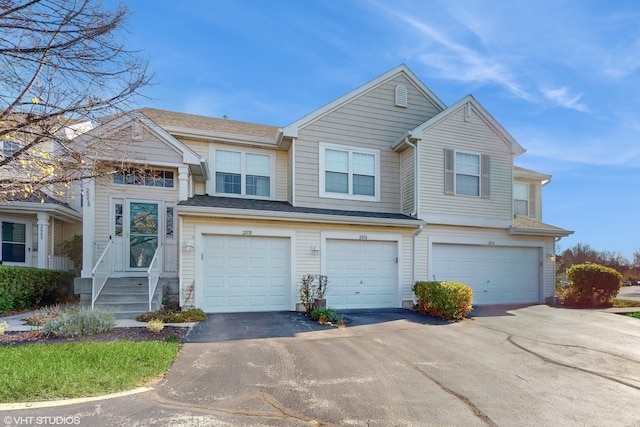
117,0,640,261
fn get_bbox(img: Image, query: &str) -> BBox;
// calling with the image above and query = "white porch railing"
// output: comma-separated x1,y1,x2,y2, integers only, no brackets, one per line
48,255,69,271
91,240,113,310
147,244,163,311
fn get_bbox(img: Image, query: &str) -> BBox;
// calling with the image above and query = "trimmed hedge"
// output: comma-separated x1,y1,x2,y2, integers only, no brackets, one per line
0,266,75,313
413,281,473,321
564,262,622,308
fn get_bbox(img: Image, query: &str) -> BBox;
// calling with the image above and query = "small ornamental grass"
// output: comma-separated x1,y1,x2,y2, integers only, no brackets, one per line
627,312,640,320
0,341,180,402
146,319,164,333
25,303,77,326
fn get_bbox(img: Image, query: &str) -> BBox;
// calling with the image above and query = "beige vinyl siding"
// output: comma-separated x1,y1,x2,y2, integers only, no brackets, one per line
419,104,513,223
400,148,415,215
179,216,417,308
294,75,442,213
276,151,288,201
99,123,185,165
421,225,557,301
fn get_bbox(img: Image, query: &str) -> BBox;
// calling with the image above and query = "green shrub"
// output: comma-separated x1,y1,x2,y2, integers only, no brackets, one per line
0,266,75,313
412,281,473,321
310,307,343,325
42,307,116,337
136,308,207,323
564,262,622,308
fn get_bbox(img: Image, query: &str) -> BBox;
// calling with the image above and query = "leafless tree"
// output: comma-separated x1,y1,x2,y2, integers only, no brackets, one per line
0,0,151,201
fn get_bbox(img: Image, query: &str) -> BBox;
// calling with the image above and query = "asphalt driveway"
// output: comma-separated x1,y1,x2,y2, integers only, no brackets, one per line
4,306,640,426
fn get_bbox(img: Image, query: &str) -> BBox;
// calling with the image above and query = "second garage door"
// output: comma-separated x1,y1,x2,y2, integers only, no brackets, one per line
201,235,290,312
325,239,397,309
431,244,540,305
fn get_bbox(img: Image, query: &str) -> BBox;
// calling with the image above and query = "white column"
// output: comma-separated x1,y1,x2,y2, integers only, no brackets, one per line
81,179,96,278
178,166,189,201
36,212,49,269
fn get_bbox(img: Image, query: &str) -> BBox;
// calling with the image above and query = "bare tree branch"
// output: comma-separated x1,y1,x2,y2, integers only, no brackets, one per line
0,0,153,201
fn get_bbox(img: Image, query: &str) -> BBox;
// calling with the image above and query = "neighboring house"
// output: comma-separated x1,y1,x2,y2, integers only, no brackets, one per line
71,64,572,316
0,122,85,271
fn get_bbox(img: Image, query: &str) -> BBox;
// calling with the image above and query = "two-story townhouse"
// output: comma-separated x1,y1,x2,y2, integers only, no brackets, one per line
74,64,572,317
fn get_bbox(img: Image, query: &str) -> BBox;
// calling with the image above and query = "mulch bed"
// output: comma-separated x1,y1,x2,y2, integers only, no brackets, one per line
0,326,191,346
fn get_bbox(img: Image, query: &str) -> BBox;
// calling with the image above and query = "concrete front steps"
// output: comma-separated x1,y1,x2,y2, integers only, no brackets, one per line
75,277,164,319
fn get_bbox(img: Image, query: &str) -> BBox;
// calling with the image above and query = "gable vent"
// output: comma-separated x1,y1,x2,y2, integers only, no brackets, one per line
395,85,408,108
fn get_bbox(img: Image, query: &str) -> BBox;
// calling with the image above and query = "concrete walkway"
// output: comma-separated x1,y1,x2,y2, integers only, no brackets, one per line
0,310,194,332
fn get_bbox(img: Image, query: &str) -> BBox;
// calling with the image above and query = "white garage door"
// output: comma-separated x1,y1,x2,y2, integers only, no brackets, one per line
202,235,290,313
432,244,540,305
325,239,397,309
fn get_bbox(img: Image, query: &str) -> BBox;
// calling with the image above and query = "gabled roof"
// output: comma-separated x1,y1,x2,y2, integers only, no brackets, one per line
283,64,447,138
137,108,284,148
509,215,573,237
403,94,526,156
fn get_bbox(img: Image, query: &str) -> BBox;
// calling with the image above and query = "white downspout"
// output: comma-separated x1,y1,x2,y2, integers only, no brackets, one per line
405,136,423,306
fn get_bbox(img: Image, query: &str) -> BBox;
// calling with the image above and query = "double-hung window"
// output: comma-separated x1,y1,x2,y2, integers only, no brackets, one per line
444,149,490,198
320,142,379,201
513,183,529,216
214,149,271,197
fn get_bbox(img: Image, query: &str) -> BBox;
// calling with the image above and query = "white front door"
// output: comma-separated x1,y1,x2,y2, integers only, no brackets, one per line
125,200,160,271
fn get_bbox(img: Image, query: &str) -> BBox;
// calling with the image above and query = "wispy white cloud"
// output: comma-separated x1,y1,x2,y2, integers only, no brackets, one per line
540,87,589,112
394,13,533,101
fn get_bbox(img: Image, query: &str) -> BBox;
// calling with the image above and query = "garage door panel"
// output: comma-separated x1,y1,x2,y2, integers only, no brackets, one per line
326,239,397,309
202,235,290,313
432,244,539,305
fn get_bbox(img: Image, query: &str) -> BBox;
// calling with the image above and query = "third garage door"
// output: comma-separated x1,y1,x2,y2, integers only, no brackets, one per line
431,244,540,305
325,239,397,309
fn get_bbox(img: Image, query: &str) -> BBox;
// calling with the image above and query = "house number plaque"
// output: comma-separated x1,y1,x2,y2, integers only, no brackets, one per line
242,230,252,236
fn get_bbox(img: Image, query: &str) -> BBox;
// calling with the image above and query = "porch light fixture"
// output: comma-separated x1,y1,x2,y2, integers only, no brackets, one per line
312,245,320,255
547,253,556,262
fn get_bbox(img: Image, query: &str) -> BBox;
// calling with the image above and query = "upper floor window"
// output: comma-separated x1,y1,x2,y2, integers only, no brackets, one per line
214,149,271,197
513,183,529,216
113,167,174,188
1,140,19,158
444,149,490,199
319,142,380,201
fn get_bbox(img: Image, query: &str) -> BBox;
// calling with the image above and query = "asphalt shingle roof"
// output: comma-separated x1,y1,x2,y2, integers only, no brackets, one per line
178,195,419,221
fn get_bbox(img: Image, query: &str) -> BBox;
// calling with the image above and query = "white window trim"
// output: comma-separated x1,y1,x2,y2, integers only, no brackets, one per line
455,150,481,197
0,218,32,267
209,147,276,199
319,142,381,202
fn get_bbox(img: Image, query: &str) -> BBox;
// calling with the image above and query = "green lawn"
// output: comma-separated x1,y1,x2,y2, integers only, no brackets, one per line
0,341,179,403
627,312,640,319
